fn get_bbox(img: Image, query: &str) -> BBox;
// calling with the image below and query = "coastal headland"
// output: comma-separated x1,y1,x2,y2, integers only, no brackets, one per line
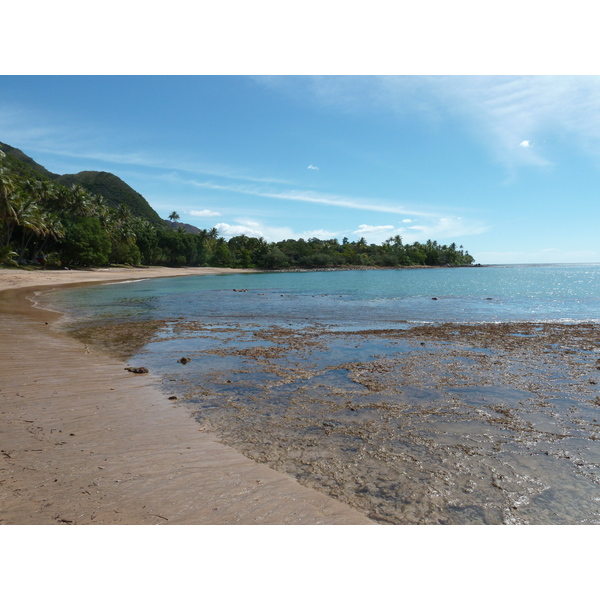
0,266,372,524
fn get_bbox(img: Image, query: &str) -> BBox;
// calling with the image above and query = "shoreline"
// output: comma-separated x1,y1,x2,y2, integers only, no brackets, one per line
4,265,599,524
0,266,372,524
0,265,262,293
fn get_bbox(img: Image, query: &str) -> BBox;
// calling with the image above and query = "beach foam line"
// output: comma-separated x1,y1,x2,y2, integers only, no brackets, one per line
101,278,150,285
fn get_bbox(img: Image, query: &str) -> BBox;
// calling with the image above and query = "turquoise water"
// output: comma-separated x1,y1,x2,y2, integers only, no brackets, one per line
43,263,600,327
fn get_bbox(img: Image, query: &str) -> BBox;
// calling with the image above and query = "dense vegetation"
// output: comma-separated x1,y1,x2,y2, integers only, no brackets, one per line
56,171,164,226
0,145,474,270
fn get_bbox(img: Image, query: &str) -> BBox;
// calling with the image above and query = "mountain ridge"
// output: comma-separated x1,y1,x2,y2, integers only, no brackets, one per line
0,142,164,226
56,170,163,225
0,141,59,181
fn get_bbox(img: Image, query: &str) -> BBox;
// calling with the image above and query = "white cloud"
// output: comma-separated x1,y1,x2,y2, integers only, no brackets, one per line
354,224,394,235
519,140,531,148
307,164,319,170
215,219,339,242
303,228,338,239
188,209,221,217
214,214,487,245
402,216,488,242
402,218,414,223
215,222,263,238
350,216,489,245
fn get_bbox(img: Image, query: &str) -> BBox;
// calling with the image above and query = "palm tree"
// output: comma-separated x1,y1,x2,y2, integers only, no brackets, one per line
0,158,18,243
0,244,17,267
106,203,137,249
168,211,180,222
356,237,367,251
91,194,109,221
0,188,22,247
16,196,47,259
22,177,55,214
68,184,93,217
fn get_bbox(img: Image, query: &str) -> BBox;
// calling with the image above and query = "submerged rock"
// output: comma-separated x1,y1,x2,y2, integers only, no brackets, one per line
124,366,149,374
178,357,192,364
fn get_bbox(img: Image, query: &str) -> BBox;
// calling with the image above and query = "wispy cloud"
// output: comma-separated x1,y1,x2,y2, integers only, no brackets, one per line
167,171,489,243
2,101,486,241
268,76,600,170
36,145,292,185
188,209,221,217
0,105,68,145
0,103,292,185
183,176,443,218
398,76,600,168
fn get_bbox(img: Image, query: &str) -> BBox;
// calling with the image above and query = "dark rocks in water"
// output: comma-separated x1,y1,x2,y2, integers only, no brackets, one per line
178,357,191,364
125,366,149,374
233,289,248,292
432,297,438,301
168,396,177,400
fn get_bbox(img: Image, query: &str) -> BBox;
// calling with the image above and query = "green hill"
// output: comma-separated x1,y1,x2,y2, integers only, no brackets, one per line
0,142,164,226
56,171,163,226
0,142,59,182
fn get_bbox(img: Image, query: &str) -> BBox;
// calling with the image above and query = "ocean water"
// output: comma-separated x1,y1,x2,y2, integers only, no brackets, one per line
42,263,600,328
40,264,600,524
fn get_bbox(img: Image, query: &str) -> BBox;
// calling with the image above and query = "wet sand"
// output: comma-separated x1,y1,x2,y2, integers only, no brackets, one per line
0,267,372,524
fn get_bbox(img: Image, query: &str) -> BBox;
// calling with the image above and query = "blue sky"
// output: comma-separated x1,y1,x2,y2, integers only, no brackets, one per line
2,75,600,264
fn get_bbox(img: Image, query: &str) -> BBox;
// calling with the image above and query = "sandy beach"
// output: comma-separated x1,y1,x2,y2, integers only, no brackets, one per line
0,266,372,524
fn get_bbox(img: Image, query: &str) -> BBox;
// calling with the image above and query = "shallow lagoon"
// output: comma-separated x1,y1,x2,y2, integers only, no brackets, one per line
42,264,600,523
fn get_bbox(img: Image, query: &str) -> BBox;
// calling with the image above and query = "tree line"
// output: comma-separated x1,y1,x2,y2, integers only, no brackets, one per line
0,150,474,270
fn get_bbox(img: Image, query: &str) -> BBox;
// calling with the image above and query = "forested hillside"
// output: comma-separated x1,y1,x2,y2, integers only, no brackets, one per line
0,142,163,225
56,171,163,226
0,142,59,181
0,143,475,270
